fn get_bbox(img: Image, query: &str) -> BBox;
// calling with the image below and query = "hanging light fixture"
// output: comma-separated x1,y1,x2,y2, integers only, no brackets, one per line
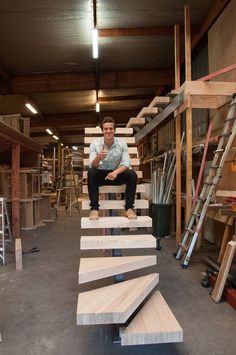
92,28,98,59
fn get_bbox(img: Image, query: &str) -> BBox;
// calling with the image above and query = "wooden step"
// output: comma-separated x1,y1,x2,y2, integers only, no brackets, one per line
85,127,133,135
83,158,140,166
84,136,135,145
127,117,145,128
138,107,159,118
120,290,183,346
76,273,159,325
84,146,138,155
80,234,156,250
78,255,156,284
82,184,145,194
81,216,152,229
82,170,142,179
81,199,149,210
148,96,171,108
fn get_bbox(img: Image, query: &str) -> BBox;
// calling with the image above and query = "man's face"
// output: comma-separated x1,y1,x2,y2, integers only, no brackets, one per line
102,122,115,140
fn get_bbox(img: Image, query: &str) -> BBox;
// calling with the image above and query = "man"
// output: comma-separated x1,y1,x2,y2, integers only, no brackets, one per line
88,116,137,220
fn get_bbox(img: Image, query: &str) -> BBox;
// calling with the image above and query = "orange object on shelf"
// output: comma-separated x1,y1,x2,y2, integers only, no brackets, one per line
231,162,236,172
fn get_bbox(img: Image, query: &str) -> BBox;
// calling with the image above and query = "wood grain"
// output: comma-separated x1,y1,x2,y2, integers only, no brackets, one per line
76,273,159,325
81,216,152,229
84,136,135,144
78,255,156,284
120,290,183,346
81,199,149,210
80,234,156,250
85,127,133,135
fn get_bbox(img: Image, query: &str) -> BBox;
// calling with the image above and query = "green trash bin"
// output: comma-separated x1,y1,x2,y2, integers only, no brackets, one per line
152,203,172,249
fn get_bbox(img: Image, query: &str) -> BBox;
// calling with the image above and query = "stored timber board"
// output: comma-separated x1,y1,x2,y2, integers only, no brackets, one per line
78,255,156,284
81,216,152,229
77,273,159,325
120,291,183,346
81,199,149,210
211,241,236,303
82,184,145,194
85,127,133,135
80,234,156,250
84,137,135,145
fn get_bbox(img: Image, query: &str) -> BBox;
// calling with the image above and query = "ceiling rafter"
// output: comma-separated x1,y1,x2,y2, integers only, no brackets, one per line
99,26,200,37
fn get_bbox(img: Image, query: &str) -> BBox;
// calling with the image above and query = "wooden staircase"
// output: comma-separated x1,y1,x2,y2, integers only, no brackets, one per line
77,125,183,346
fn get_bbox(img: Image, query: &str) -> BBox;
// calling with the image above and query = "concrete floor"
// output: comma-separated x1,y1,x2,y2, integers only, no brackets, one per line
0,210,235,355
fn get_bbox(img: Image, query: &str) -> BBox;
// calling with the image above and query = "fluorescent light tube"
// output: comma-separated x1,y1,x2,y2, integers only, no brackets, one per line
53,135,59,140
46,128,53,135
96,102,100,112
93,29,98,59
26,103,38,114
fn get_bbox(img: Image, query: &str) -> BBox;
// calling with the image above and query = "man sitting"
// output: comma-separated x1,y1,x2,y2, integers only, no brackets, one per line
88,116,137,220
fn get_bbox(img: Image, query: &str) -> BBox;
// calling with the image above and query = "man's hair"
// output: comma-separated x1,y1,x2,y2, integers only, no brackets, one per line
100,116,116,129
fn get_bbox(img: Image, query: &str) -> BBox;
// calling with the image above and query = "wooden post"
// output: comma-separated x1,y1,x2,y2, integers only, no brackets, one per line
12,143,20,238
174,24,182,244
184,5,192,223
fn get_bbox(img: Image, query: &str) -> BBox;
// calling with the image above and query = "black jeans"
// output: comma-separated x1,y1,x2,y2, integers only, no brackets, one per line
87,168,137,211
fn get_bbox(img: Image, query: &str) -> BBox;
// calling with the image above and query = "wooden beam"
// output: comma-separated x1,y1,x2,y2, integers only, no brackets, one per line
175,24,182,244
99,26,200,38
12,144,20,238
211,240,236,303
99,26,174,37
197,63,236,82
0,121,42,152
184,6,192,224
10,70,173,94
98,93,154,102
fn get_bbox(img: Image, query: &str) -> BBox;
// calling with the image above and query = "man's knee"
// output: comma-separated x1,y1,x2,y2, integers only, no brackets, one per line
123,169,137,182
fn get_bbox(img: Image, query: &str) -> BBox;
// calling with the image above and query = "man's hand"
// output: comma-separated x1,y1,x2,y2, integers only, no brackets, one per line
98,148,107,161
105,171,118,181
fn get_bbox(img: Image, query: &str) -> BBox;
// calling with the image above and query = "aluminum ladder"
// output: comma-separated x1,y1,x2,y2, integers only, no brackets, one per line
0,197,12,265
176,93,236,267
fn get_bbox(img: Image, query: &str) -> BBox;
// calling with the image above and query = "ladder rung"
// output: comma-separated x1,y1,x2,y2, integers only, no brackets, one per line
198,197,206,202
225,116,236,122
221,133,231,137
193,212,200,218
185,227,195,234
179,243,188,252
209,165,220,169
213,149,224,154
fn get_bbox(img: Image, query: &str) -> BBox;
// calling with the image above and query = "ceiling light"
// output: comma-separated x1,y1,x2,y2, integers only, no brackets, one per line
61,143,64,147
46,128,53,135
96,102,100,112
25,103,38,114
72,146,78,150
52,135,59,140
92,28,98,59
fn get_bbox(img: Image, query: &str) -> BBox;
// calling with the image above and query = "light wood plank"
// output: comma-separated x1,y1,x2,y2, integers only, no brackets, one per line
172,81,236,97
82,199,149,210
77,273,159,325
15,238,22,271
80,234,156,250
83,158,140,166
126,117,145,128
81,216,152,229
82,184,145,194
138,107,159,118
85,127,133,135
84,137,135,144
120,291,183,346
78,255,156,284
211,241,236,303
148,96,171,108
215,190,236,198
82,170,142,179
84,146,138,155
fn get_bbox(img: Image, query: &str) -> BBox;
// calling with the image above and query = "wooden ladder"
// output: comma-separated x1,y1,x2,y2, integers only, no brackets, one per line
77,127,183,346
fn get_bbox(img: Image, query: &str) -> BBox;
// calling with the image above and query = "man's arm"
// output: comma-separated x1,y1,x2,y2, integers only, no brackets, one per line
105,165,128,181
89,142,107,168
105,141,130,180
